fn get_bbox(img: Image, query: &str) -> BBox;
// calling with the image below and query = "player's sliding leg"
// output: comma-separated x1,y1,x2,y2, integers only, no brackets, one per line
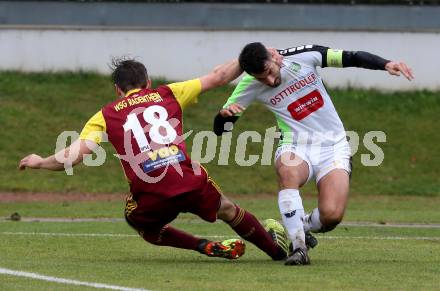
303,169,350,233
275,152,310,265
131,223,245,260
197,238,245,259
217,196,288,261
124,199,245,260
263,218,289,256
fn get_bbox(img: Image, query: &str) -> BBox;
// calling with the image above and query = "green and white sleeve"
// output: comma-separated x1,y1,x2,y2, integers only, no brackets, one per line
213,74,258,135
222,74,258,116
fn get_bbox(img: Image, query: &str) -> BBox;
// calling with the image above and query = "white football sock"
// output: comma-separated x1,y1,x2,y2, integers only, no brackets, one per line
303,208,323,233
278,189,306,250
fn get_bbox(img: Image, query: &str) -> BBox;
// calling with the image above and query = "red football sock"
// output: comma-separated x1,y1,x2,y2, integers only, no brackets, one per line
141,225,201,251
227,206,284,260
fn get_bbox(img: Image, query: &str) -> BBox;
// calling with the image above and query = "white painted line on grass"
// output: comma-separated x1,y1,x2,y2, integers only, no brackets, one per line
1,231,138,238
2,217,440,229
318,235,440,241
0,217,126,222
340,222,440,229
0,231,226,239
1,231,439,241
0,267,150,291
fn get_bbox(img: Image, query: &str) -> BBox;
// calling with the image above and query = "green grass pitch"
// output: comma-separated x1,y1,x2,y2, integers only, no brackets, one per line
0,72,439,289
1,196,439,290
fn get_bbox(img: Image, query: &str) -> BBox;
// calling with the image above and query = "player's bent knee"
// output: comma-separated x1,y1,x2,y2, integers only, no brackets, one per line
217,197,237,221
276,166,302,189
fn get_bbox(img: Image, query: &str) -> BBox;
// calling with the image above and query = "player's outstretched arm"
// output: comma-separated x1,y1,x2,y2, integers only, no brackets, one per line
199,59,243,93
18,139,96,171
205,60,245,135
333,49,414,81
213,73,256,136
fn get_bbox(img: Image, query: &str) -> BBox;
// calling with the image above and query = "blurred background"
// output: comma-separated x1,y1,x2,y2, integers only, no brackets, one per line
1,0,440,90
0,0,438,196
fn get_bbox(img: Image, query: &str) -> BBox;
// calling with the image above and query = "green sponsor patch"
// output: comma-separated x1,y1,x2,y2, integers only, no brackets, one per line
289,62,301,72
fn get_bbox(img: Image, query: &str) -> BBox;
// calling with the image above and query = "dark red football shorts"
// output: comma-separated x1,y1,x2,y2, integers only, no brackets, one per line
124,169,222,233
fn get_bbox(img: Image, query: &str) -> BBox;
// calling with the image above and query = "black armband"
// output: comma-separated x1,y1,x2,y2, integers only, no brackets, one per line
213,113,239,136
343,51,390,70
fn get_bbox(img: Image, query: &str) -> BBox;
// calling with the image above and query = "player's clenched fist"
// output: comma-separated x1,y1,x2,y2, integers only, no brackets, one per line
19,154,43,170
219,103,245,117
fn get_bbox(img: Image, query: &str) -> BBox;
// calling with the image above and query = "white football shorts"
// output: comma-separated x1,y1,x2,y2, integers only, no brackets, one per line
274,139,352,183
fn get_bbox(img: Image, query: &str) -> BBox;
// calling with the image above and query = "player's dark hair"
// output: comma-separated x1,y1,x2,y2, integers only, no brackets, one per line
111,57,149,93
239,42,269,75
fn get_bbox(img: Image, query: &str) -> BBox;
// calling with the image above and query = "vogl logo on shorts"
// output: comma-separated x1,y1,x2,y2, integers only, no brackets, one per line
287,89,324,121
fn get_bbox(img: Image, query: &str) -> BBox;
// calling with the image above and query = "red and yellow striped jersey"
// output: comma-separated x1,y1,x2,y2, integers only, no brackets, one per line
79,79,206,196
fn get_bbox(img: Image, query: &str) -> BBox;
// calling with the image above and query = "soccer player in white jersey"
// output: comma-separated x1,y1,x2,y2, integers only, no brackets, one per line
213,42,414,265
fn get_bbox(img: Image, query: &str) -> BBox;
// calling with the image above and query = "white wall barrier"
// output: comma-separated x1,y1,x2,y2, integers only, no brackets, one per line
0,29,437,90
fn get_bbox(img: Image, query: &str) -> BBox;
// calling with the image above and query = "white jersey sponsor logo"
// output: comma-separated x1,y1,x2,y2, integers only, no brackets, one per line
270,72,317,106
226,49,347,145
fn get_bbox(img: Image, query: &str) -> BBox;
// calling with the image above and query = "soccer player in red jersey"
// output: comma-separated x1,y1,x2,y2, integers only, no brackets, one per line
18,58,288,261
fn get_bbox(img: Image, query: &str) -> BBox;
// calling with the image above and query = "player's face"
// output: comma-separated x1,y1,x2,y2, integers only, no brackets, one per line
252,60,282,88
